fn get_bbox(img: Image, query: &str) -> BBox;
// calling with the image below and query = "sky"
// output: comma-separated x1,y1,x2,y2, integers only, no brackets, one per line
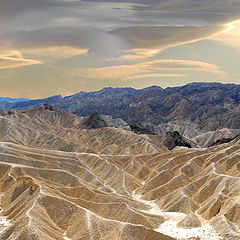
0,0,240,98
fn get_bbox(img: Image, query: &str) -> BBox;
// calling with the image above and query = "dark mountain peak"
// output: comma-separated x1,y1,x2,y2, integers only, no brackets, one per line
82,112,107,130
44,95,62,101
25,104,61,114
141,85,162,91
99,86,136,92
64,87,137,102
96,86,137,96
43,103,61,112
163,131,192,150
186,82,223,86
129,123,155,135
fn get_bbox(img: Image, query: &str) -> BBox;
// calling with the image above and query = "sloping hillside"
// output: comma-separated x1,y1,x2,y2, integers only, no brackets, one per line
0,107,239,240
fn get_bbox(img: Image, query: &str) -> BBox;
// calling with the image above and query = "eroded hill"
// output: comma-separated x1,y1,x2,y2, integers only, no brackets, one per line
0,107,239,240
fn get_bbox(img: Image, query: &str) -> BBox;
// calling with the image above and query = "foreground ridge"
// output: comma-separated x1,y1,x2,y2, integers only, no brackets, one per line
0,107,239,240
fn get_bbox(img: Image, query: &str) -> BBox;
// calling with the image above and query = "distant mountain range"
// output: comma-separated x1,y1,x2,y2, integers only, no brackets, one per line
0,97,29,104
1,82,240,131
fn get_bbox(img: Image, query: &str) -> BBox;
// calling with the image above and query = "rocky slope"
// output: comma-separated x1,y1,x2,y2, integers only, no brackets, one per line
0,106,239,240
63,82,240,131
163,131,192,150
1,82,240,131
80,114,240,149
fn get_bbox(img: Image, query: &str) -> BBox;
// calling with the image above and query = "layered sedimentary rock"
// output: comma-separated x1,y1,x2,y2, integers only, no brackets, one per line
0,107,239,240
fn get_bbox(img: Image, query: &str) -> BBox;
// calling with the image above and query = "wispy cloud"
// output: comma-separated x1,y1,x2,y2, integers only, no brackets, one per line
211,19,240,48
60,59,224,81
22,46,88,61
0,0,238,97
0,50,42,69
113,25,223,54
1,0,239,60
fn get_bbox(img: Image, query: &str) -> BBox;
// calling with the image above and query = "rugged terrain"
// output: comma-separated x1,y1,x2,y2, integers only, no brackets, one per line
0,106,239,240
1,82,240,131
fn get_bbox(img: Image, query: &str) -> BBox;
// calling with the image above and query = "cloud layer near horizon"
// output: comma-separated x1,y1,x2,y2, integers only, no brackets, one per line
0,0,240,98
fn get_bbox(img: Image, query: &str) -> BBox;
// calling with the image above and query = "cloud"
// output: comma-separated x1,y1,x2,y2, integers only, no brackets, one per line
0,0,238,98
125,73,186,80
150,59,224,75
113,25,223,51
22,46,88,60
0,50,42,69
1,0,239,60
116,49,161,62
6,26,129,58
0,0,144,58
60,59,224,81
211,19,240,48
112,25,225,61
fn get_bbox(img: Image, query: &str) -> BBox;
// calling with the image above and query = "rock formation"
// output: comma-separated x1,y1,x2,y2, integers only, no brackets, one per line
0,106,239,240
163,131,192,150
129,123,155,135
210,134,240,147
81,112,108,129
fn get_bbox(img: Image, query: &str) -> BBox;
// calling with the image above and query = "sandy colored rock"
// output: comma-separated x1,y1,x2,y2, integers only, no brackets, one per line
0,107,239,239
177,214,202,228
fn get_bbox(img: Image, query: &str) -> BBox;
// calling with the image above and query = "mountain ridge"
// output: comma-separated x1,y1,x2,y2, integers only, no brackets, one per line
0,82,240,131
0,97,29,103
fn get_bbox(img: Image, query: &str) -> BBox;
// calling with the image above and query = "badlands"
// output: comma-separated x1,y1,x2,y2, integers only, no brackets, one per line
0,106,239,240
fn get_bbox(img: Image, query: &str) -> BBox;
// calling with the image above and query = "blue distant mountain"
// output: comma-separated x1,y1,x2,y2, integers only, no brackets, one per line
0,95,62,110
0,97,30,103
0,83,240,130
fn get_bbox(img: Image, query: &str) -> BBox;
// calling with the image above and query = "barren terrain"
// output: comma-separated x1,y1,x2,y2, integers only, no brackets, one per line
0,107,239,240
